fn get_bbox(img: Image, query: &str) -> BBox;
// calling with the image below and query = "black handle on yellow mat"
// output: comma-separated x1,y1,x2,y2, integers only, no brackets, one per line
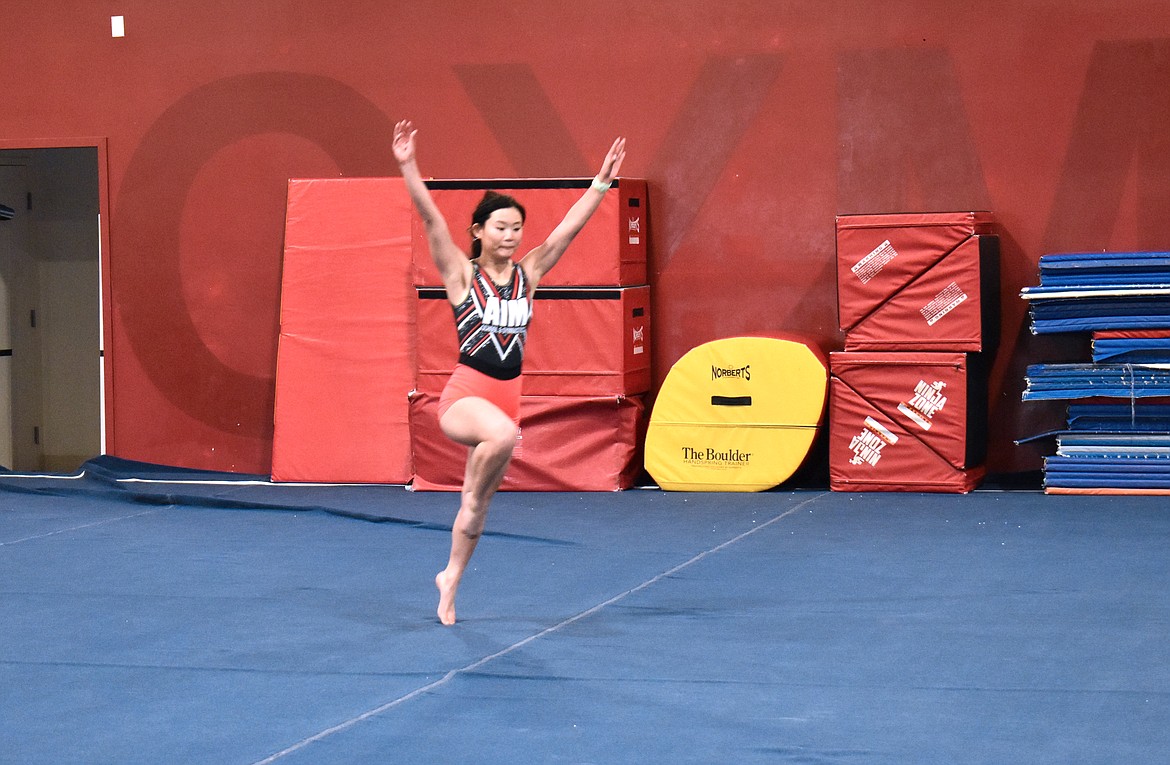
711,396,752,406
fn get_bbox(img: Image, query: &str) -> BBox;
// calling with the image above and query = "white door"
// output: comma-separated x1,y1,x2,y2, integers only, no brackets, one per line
0,148,101,472
0,160,31,469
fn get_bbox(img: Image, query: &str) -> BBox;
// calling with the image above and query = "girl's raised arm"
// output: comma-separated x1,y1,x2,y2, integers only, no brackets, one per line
394,120,470,300
520,136,626,287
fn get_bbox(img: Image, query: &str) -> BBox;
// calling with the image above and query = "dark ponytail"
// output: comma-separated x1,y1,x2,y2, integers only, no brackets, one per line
469,191,526,258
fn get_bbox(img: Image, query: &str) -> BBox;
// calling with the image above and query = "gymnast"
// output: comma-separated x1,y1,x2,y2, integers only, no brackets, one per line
393,120,626,625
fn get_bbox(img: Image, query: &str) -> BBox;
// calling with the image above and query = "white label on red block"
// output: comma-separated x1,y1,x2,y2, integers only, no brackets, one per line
921,281,968,326
852,239,898,284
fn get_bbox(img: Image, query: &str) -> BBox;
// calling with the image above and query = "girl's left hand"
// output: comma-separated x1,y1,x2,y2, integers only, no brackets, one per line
596,137,626,183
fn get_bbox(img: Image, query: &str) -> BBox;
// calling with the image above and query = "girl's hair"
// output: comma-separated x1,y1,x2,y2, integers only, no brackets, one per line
470,191,526,258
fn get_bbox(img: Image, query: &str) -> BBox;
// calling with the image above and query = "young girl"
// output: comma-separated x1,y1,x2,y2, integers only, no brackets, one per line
393,120,626,625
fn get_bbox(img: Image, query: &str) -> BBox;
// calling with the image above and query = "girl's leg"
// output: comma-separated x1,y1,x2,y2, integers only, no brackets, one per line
434,396,517,625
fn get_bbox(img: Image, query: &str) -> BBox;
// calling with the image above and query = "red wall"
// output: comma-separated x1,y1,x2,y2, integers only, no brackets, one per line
5,1,1170,476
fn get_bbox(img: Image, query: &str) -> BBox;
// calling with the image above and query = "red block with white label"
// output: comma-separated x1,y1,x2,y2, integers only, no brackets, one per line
844,235,999,352
409,391,645,491
836,212,997,351
828,351,988,492
416,286,651,397
412,178,648,287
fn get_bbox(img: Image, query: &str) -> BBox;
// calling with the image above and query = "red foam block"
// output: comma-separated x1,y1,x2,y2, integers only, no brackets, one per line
828,377,985,493
844,235,999,352
836,211,995,334
410,391,645,491
416,286,651,396
830,351,987,470
411,178,648,287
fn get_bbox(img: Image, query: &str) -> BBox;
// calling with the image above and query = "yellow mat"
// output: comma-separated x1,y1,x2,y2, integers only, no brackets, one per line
645,336,827,491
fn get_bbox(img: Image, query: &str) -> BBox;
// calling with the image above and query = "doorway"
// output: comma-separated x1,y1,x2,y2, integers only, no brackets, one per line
0,145,104,472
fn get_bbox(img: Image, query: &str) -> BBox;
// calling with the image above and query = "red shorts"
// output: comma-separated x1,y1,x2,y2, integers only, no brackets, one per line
437,364,522,424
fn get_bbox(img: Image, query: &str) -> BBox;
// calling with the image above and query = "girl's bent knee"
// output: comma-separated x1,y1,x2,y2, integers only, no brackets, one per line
488,423,518,450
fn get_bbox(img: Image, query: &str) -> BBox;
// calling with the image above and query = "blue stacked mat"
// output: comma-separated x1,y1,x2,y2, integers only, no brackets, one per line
1091,334,1170,363
1042,404,1170,491
1065,403,1170,431
1021,251,1170,333
1043,454,1170,490
1030,251,1170,286
1020,253,1170,492
1022,363,1170,400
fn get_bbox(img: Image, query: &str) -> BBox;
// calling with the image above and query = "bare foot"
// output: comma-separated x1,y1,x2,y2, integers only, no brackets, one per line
435,570,458,625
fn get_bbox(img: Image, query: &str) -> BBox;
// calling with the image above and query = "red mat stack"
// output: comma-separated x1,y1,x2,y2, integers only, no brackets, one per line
410,179,651,491
829,213,999,492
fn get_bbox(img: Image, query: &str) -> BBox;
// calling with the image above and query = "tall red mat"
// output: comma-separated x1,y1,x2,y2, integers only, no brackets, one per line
835,212,995,338
411,179,648,287
409,391,645,491
271,178,414,483
415,286,651,396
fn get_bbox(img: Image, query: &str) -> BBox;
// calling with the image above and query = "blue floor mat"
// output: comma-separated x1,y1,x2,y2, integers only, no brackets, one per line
4,466,1170,764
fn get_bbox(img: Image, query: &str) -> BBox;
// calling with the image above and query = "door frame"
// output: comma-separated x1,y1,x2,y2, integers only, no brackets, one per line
0,137,114,458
